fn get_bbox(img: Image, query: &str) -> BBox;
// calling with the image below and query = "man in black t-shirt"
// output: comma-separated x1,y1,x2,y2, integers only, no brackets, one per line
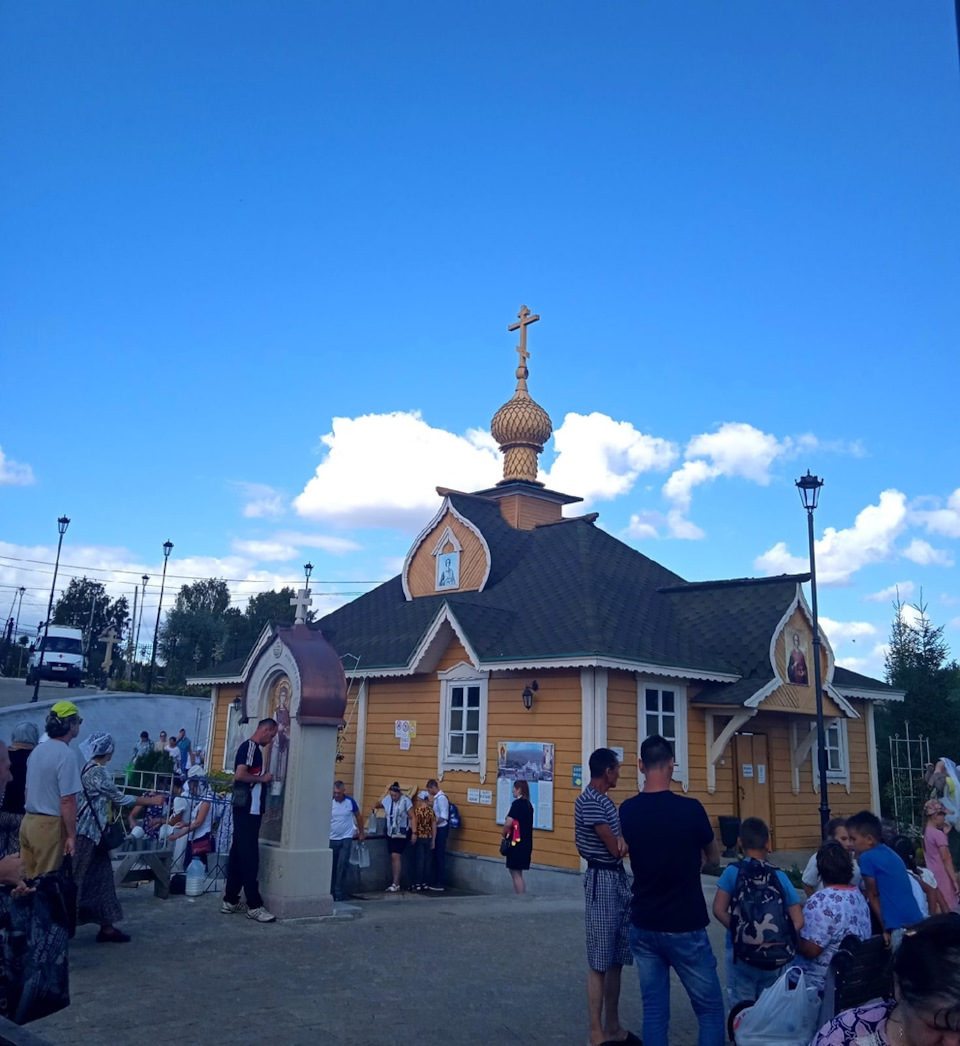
618,735,725,1046
222,717,278,923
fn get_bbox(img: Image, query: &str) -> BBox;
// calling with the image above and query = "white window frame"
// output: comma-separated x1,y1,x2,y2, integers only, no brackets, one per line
637,678,688,792
438,662,489,781
809,718,850,791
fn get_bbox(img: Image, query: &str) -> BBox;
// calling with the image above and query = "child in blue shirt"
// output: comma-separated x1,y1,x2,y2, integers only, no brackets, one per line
846,810,922,950
712,817,804,1008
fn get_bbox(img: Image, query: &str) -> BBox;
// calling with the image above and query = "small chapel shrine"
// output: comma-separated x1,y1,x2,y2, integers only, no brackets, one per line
195,306,902,892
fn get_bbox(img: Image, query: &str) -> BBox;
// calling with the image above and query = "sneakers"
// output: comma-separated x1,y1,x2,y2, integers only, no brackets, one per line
426,885,444,892
385,883,401,893
246,906,277,923
221,899,248,915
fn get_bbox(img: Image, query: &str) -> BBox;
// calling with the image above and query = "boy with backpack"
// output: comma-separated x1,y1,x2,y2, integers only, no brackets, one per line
712,817,804,1007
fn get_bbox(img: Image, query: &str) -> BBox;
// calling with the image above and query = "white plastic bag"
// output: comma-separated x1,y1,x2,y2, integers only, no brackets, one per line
732,966,821,1046
349,841,371,869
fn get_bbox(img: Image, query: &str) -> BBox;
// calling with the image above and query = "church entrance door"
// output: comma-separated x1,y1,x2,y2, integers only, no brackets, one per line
734,733,773,847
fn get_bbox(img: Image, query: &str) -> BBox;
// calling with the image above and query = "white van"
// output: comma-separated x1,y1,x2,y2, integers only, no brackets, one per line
26,626,86,688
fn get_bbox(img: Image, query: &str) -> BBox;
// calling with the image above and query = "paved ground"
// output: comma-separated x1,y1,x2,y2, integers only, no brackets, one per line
33,876,732,1046
0,677,108,709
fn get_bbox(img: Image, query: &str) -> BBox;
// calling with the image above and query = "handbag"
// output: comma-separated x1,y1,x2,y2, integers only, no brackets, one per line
231,782,251,808
80,763,126,854
499,835,511,857
189,834,213,856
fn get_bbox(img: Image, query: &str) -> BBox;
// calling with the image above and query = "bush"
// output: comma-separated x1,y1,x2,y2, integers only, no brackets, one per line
133,749,174,774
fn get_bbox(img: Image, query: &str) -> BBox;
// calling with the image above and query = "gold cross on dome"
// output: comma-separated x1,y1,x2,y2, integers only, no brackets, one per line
507,304,540,372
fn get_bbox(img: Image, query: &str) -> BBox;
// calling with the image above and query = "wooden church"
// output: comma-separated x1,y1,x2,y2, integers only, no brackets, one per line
194,306,902,891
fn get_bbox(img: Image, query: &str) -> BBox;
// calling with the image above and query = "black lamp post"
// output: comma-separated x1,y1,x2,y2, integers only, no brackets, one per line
147,542,173,695
31,515,70,702
13,587,25,645
796,470,830,839
135,574,149,673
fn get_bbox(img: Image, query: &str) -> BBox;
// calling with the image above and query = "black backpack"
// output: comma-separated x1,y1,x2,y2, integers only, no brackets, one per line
729,859,797,969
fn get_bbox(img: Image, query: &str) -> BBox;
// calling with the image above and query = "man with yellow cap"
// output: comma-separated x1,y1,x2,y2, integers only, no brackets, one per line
20,701,83,878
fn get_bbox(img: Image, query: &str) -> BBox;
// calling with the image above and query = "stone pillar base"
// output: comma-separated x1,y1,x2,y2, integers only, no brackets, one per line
258,843,334,920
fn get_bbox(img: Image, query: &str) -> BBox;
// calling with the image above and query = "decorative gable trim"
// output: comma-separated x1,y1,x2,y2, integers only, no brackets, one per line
832,684,905,703
431,526,463,556
401,497,492,601
748,583,856,716
409,604,481,674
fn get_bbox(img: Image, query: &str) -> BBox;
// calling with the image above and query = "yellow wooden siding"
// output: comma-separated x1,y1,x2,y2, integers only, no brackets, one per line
406,510,489,598
607,669,637,772
496,493,563,530
212,685,240,771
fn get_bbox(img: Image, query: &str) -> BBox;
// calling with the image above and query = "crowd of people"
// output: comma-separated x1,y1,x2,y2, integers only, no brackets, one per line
569,736,960,1046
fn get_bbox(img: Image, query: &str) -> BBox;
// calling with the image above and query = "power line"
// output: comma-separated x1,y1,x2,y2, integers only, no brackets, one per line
0,555,383,586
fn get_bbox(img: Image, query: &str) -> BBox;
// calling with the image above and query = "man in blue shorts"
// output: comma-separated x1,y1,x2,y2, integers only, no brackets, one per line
574,747,640,1046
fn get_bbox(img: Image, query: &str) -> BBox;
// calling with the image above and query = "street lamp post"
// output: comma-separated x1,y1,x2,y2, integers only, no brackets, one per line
31,516,70,703
135,574,148,678
796,470,830,839
13,587,25,642
147,542,173,695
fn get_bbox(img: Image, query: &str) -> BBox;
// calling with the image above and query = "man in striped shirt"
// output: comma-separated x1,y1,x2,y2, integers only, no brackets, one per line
574,748,640,1046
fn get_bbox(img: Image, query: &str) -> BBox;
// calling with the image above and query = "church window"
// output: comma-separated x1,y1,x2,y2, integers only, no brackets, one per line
638,680,689,791
438,664,489,776
810,719,849,786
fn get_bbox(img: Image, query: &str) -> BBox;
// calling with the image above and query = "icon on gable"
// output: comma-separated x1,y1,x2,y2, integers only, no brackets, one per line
432,526,463,591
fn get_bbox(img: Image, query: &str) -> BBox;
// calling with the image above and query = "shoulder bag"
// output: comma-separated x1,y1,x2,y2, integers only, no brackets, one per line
80,763,126,854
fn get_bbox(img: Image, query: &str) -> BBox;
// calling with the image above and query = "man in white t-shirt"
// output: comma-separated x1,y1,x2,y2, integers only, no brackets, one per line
426,778,449,892
330,781,365,902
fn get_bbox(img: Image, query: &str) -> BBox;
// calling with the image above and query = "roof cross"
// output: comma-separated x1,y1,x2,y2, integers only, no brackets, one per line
290,587,313,626
507,304,540,381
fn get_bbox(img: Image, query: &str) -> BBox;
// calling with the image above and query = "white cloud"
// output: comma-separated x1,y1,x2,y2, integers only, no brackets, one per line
624,512,661,540
0,447,35,486
231,539,299,562
685,422,785,484
294,411,502,529
911,488,960,538
754,489,909,585
543,412,677,506
898,602,924,629
235,482,286,519
661,422,790,536
864,581,915,604
901,538,954,568
836,642,889,678
273,531,361,555
950,616,960,630
819,616,878,647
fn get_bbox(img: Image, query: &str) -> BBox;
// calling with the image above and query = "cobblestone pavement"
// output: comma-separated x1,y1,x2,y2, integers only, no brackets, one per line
34,877,731,1046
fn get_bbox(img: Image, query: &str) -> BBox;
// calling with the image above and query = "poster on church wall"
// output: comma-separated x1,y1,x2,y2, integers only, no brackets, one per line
495,741,554,831
784,628,810,686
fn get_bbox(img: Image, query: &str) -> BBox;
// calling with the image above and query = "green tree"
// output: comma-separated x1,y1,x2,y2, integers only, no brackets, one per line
159,578,232,684
52,577,130,677
876,595,960,814
223,587,299,661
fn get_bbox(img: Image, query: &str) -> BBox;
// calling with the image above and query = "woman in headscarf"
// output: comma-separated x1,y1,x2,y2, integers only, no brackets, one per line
0,722,39,858
77,731,157,943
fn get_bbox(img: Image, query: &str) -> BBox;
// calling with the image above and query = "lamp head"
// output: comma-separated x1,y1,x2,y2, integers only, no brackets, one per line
304,562,313,580
57,515,70,535
232,696,243,714
521,679,539,710
162,540,173,559
142,574,149,585
796,470,824,511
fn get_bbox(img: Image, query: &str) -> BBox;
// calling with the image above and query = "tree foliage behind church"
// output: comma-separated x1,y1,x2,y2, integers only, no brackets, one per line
159,580,299,683
876,595,960,803
52,577,129,677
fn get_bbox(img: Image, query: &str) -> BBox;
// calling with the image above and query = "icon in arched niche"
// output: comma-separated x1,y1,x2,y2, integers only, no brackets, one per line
785,630,809,686
260,675,292,844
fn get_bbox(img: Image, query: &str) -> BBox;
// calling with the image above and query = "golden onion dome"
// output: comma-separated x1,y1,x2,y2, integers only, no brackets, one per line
492,305,553,485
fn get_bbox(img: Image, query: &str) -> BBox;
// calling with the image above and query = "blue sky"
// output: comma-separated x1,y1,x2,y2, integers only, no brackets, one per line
2,2,959,677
